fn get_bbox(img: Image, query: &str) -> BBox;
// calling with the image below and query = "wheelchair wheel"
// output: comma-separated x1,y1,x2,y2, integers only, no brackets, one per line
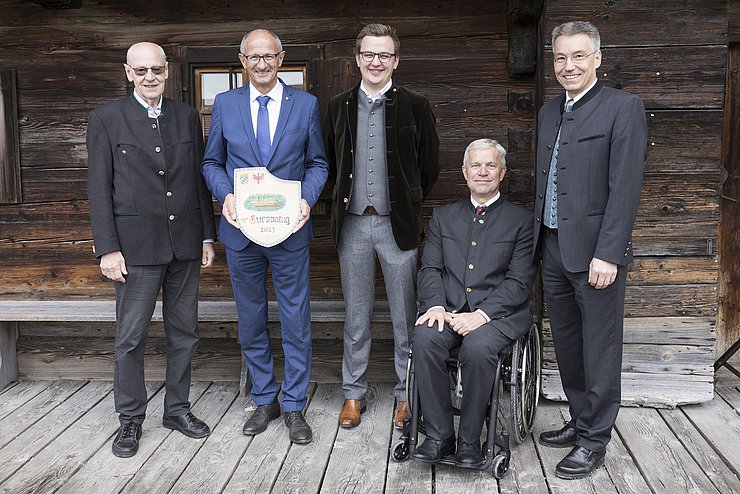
391,437,410,462
509,323,542,444
492,452,510,479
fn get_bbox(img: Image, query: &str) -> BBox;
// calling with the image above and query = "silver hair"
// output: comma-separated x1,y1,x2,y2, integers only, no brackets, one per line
551,21,601,53
240,29,283,54
463,139,507,168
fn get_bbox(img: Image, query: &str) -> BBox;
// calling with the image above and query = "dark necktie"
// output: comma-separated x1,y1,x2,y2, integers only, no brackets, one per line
475,205,486,216
256,95,271,164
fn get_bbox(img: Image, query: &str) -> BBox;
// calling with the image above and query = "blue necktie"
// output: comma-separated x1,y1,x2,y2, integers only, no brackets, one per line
544,98,574,228
256,95,271,164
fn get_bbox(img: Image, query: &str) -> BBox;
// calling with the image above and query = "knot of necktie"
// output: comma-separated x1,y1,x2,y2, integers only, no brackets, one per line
475,205,486,216
257,95,270,107
564,98,574,112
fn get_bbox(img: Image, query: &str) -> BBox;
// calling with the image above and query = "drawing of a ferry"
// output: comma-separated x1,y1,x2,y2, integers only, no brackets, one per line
243,193,287,211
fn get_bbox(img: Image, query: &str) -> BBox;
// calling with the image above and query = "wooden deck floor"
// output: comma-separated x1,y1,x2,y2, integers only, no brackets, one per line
1,365,739,493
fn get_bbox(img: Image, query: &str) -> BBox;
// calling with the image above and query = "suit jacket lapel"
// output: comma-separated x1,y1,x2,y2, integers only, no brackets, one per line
237,85,263,164
268,81,294,166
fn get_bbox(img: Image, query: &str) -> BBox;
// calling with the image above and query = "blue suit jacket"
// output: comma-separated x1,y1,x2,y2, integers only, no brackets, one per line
201,81,329,251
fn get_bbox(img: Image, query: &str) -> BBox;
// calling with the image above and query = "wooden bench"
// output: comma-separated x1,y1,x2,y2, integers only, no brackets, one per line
0,299,391,390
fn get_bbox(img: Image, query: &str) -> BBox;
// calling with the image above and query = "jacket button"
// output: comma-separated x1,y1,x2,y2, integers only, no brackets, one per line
468,264,474,270
466,287,472,293
169,215,175,220
158,170,165,176
349,173,353,179
151,123,157,129
547,144,552,150
166,191,172,197
155,146,161,153
343,197,348,203
471,241,477,247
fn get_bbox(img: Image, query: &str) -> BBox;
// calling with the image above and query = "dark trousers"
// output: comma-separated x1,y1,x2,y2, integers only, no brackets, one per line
114,259,201,423
541,228,626,453
412,321,513,444
226,242,312,412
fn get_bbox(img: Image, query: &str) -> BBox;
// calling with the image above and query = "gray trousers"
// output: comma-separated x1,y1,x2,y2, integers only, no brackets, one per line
113,259,201,423
338,214,417,401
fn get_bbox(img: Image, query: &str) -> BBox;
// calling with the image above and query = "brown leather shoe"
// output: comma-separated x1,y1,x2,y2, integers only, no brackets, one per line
394,401,411,430
339,399,366,429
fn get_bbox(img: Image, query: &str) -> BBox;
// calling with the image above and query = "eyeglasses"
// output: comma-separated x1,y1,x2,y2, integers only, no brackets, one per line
358,51,396,63
126,65,166,76
239,52,283,64
553,51,598,65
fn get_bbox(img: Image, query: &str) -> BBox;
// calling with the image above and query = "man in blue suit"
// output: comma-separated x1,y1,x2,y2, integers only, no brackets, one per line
201,29,328,444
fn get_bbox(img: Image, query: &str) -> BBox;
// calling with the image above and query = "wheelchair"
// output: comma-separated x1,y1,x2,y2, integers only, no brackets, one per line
390,322,542,479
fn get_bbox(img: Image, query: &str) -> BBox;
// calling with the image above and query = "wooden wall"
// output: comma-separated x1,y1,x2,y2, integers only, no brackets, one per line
0,0,533,303
0,1,733,406
539,0,728,406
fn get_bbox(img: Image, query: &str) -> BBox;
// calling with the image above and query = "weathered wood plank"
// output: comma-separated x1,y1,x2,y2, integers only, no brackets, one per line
0,381,151,489
644,110,722,173
169,386,250,493
435,462,500,493
0,379,51,420
271,382,344,493
616,407,722,493
0,380,86,449
56,381,209,494
601,420,653,494
498,404,550,494
660,406,740,494
627,258,718,286
321,382,395,493
546,0,729,47
222,385,317,493
385,428,433,494
119,382,236,494
533,401,617,493
0,322,19,390
542,370,715,408
540,317,715,406
681,392,740,481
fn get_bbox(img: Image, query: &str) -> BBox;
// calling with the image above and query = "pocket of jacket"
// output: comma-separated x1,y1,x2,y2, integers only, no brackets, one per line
577,134,606,143
409,186,423,202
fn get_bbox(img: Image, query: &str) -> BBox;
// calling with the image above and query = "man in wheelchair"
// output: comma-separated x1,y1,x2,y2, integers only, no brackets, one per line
410,139,536,468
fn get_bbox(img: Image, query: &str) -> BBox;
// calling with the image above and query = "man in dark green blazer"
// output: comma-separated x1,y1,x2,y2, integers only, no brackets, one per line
87,42,216,458
324,23,440,431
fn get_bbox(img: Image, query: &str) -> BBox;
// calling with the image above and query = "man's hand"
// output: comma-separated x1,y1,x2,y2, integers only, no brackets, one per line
295,199,311,231
416,307,447,332
222,193,240,228
588,257,617,289
446,311,486,337
201,243,215,268
100,251,127,283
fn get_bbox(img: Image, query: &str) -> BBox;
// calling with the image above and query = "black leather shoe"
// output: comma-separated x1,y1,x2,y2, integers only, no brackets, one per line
112,422,142,458
455,440,485,469
163,412,210,439
284,411,312,444
539,424,577,448
411,436,456,463
243,401,281,435
556,445,605,479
